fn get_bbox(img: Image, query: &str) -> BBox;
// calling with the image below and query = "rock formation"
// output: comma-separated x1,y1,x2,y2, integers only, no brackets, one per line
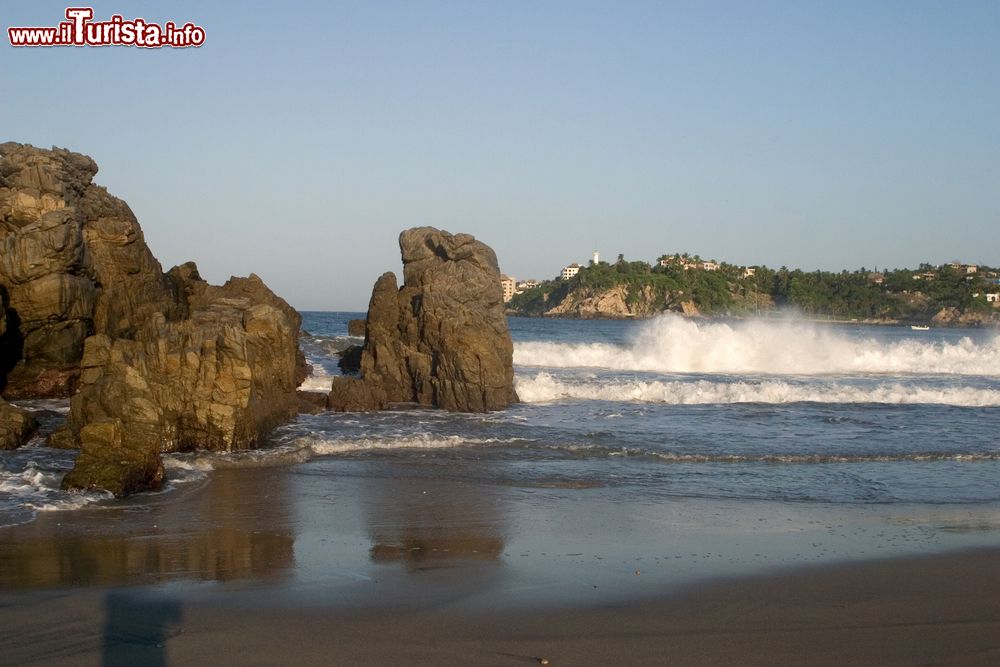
58,270,305,494
329,227,517,412
1,143,304,495
0,142,179,398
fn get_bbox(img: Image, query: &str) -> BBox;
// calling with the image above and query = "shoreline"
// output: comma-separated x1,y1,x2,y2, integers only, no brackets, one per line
3,545,999,665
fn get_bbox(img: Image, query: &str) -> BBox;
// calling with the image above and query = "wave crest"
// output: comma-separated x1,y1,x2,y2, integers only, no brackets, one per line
516,372,1000,406
514,315,1000,376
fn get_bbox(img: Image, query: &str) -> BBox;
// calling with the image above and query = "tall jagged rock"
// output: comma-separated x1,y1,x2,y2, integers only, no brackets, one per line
1,143,305,496
0,142,178,397
329,227,518,412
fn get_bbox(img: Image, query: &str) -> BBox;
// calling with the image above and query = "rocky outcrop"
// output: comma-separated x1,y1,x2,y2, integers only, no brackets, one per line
931,307,999,328
60,419,165,496
543,284,663,319
59,271,304,493
347,319,366,337
1,143,304,496
329,227,517,412
0,398,37,450
0,142,178,398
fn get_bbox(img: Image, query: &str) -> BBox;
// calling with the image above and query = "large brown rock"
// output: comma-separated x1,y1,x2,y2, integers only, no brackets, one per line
59,272,304,466
0,398,38,450
0,143,305,496
0,142,178,398
60,419,164,496
328,227,517,412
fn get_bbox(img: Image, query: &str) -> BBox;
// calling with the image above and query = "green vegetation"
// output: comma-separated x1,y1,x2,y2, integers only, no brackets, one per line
508,256,1000,322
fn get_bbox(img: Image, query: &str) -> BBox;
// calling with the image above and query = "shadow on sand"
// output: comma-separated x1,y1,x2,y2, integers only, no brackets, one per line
102,590,182,667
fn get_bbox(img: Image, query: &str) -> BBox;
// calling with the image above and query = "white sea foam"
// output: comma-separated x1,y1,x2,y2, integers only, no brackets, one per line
159,434,527,472
516,372,1000,406
306,434,515,456
0,461,111,522
514,315,1000,376
8,398,71,414
298,371,335,392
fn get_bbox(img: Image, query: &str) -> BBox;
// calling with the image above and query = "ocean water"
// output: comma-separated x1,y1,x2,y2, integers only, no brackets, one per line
2,313,1000,601
292,313,1000,504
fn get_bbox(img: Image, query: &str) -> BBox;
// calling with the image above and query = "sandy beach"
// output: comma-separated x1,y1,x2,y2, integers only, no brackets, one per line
3,546,1000,666
3,462,1000,666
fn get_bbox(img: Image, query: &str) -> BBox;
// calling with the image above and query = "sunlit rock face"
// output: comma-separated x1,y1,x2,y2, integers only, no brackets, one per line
329,227,518,413
0,142,180,398
1,143,304,495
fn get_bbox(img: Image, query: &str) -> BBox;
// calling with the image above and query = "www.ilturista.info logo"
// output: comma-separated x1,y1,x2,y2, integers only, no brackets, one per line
8,7,205,48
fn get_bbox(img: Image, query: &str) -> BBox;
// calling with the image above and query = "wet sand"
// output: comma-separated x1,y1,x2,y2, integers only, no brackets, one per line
2,547,1000,665
3,464,1000,665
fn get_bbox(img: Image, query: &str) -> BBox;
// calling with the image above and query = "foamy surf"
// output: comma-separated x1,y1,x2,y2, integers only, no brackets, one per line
514,315,1000,376
0,458,112,527
516,372,1000,406
161,434,534,472
298,371,335,392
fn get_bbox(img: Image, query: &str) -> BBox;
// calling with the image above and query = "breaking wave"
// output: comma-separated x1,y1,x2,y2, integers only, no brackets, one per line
0,459,112,527
514,315,1000,376
516,372,1000,406
162,434,534,471
298,370,334,392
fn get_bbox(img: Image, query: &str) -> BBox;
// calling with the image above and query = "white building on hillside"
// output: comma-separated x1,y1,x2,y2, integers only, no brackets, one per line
500,275,515,303
561,263,581,280
592,251,600,265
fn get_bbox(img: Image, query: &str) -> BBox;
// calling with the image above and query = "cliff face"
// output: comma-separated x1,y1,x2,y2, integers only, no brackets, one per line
545,285,648,319
1,143,304,496
522,283,710,320
329,227,518,412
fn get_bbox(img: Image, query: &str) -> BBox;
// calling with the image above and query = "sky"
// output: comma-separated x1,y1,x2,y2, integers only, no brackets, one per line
2,1,998,310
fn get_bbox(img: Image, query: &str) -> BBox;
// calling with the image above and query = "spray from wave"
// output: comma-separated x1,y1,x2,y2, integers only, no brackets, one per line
516,372,1000,406
514,315,1000,376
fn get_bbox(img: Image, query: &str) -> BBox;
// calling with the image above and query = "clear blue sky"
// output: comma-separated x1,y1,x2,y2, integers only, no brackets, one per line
3,1,998,310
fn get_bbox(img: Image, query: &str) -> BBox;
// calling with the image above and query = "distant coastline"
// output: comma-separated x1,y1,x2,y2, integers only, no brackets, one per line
504,256,1000,327
507,310,999,329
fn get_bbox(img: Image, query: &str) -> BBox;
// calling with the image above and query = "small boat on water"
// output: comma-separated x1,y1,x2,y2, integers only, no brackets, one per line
911,325,930,331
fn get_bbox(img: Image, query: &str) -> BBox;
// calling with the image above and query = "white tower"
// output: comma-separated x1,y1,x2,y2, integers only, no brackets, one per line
592,250,600,265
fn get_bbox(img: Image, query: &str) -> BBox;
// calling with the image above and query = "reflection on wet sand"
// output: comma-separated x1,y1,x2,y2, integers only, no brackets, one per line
0,467,294,590
365,475,506,572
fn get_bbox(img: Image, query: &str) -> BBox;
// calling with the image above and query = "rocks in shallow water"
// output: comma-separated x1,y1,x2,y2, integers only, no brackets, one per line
347,318,366,337
296,390,329,414
60,272,304,459
328,227,518,412
0,398,37,450
61,419,165,496
0,142,178,398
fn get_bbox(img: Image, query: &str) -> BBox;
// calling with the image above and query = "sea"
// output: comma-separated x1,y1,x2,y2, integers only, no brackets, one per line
2,312,1000,604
